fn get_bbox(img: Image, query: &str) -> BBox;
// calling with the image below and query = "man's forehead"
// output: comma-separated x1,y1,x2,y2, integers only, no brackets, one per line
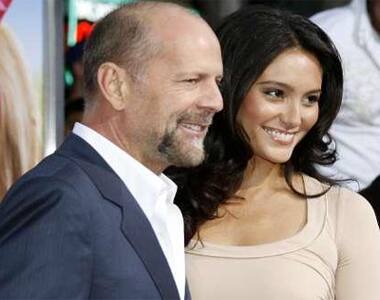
151,38,223,78
149,7,207,40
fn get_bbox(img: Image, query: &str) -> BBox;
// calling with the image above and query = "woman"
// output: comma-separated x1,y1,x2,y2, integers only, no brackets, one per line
170,6,380,299
0,25,41,199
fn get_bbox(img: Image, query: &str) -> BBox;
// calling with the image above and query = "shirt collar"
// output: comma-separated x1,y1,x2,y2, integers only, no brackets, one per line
72,122,177,218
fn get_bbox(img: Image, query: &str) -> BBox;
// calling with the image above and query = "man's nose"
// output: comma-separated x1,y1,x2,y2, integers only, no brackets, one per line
198,81,223,113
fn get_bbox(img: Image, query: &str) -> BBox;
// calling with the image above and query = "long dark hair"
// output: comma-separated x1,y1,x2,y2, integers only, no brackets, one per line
167,5,343,244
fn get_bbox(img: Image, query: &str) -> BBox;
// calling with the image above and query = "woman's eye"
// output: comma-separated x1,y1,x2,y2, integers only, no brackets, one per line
304,94,320,105
265,89,284,98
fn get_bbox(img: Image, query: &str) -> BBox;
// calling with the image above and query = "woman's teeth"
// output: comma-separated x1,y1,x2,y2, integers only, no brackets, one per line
263,127,295,143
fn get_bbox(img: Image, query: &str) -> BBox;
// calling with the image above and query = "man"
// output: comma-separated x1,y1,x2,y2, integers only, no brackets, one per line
0,2,223,299
311,0,380,190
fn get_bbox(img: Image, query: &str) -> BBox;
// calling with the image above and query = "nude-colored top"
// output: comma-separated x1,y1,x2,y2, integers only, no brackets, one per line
185,176,380,300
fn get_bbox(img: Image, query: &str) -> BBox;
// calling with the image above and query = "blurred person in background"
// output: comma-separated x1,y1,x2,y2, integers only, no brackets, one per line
66,41,86,103
0,24,41,199
64,98,84,136
311,0,380,192
64,41,86,135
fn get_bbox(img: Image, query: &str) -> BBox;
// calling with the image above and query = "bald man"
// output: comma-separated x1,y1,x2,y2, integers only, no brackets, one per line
0,2,223,299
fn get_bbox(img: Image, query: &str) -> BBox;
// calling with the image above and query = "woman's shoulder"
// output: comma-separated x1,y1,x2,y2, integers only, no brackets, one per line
304,174,373,212
304,174,378,238
327,185,377,230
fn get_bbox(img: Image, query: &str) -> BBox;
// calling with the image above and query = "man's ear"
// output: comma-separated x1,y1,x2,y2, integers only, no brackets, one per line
96,62,130,111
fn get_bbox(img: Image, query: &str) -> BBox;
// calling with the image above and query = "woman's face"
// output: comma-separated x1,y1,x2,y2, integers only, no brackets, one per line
237,48,321,164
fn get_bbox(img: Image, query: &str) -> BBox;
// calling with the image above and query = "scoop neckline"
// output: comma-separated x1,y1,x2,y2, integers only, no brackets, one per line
186,175,328,258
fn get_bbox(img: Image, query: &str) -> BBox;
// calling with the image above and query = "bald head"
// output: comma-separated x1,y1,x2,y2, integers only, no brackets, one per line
148,2,214,38
83,1,212,103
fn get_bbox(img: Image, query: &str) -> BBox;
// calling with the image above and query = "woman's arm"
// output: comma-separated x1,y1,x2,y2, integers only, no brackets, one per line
335,188,380,300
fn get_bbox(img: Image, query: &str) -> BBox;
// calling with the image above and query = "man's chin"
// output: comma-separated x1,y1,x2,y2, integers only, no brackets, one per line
158,129,206,167
167,145,205,168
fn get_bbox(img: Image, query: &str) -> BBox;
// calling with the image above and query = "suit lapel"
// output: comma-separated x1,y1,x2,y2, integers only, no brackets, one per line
185,281,191,300
57,134,180,299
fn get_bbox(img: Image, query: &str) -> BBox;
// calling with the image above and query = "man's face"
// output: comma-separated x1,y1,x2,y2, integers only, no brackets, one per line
126,24,223,171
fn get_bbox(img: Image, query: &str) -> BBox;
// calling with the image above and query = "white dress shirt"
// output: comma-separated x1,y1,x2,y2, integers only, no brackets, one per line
73,123,185,299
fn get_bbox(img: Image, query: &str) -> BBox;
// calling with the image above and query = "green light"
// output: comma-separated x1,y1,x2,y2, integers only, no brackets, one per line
67,0,77,46
65,69,74,87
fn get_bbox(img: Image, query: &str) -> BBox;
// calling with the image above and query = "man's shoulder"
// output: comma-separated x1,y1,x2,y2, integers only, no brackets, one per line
0,151,104,242
21,151,92,189
1,151,100,213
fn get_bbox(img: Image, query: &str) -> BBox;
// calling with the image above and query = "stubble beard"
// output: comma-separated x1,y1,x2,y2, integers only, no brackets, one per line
158,114,210,168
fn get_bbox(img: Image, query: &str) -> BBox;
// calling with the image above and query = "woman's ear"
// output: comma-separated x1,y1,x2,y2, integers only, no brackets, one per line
96,62,131,111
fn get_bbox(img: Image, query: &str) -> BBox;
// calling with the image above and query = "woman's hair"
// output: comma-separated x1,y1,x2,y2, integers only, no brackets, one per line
167,5,343,244
0,25,41,199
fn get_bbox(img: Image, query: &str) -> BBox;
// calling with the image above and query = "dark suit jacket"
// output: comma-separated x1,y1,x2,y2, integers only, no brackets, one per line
0,134,189,299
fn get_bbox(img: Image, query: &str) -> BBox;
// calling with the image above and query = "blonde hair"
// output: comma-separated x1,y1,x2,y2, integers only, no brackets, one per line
0,25,41,199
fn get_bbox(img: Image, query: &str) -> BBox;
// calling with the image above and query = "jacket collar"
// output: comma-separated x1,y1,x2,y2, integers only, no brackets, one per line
57,134,181,299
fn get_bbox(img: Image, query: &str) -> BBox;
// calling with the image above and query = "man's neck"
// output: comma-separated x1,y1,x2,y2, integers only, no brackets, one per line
83,121,167,175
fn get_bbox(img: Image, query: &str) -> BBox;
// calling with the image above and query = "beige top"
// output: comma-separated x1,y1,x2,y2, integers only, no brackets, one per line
185,176,380,300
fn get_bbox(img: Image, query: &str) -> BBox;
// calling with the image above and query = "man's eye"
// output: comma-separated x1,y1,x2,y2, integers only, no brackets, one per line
184,78,198,84
216,80,223,90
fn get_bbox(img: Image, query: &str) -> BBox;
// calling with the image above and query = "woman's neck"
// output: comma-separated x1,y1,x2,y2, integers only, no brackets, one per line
240,157,283,190
239,156,304,195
